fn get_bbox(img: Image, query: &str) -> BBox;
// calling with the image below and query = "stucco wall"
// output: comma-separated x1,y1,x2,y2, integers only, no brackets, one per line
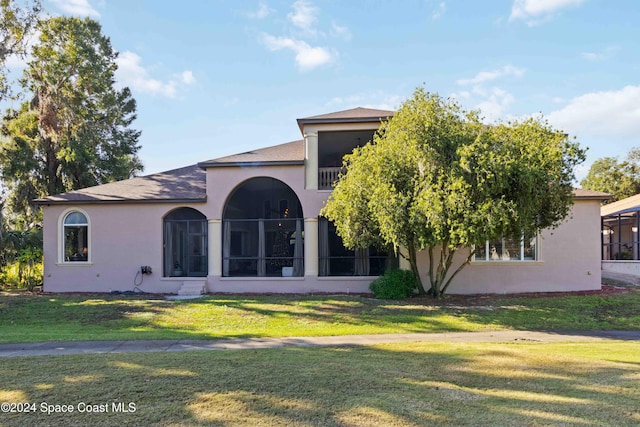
41,164,336,293
202,164,329,220
602,261,640,276
42,202,208,293
422,199,602,294
41,161,602,294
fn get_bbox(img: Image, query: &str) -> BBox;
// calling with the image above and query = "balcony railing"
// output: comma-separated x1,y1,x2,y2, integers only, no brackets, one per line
318,167,342,190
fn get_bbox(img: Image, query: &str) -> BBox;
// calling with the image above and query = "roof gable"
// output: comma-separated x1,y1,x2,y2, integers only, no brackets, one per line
296,107,395,131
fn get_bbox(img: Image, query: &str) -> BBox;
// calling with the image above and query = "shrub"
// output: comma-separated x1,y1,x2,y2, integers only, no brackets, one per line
369,269,417,299
0,227,43,291
0,257,43,291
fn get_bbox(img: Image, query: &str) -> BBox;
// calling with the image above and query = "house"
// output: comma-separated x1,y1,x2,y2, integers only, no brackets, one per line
601,193,640,275
35,107,609,295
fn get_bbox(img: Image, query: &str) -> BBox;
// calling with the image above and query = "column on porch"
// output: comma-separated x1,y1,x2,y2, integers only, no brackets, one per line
304,217,318,276
208,219,222,276
304,131,318,190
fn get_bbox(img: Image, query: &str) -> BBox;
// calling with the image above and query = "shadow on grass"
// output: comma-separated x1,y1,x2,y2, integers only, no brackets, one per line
1,290,640,344
0,342,639,426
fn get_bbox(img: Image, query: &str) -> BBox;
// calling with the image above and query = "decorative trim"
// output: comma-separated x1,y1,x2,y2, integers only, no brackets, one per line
57,207,92,265
36,198,206,206
470,261,544,266
198,160,304,168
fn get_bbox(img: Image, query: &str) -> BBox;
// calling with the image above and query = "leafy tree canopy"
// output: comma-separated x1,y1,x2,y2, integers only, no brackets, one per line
0,16,142,225
0,0,41,101
580,148,640,203
322,88,585,298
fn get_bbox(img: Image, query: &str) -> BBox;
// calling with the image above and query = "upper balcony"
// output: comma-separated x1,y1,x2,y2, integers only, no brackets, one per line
297,107,394,191
317,129,375,190
318,167,342,190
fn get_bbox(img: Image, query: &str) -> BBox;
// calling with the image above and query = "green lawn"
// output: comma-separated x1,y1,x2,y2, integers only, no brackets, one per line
0,342,639,426
1,290,639,343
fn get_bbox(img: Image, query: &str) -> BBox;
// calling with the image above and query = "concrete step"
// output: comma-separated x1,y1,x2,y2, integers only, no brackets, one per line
177,280,206,296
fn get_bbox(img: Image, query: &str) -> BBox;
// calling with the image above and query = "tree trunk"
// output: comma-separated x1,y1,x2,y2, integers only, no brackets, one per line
44,137,60,196
407,244,426,295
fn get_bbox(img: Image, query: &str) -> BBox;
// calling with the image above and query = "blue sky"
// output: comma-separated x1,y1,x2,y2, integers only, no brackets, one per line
12,0,640,181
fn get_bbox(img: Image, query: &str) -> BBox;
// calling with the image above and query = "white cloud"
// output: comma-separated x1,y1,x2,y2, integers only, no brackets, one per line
454,65,524,122
248,1,273,19
181,70,196,85
331,22,351,40
509,0,585,26
326,92,403,111
450,90,471,101
50,0,100,17
257,1,345,70
548,85,640,137
362,98,403,112
115,51,194,98
474,88,515,122
288,0,319,32
581,52,604,61
457,65,525,86
432,2,446,20
261,34,332,70
581,46,619,62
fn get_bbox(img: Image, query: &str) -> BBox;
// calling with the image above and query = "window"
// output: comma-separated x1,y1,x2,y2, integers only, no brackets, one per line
63,211,89,262
474,234,538,262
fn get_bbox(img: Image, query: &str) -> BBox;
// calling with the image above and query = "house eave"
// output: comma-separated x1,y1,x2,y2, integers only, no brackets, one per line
34,197,207,206
296,116,391,132
573,195,611,201
198,160,304,169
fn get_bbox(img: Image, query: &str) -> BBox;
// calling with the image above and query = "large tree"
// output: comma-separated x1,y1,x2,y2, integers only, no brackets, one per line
0,0,41,101
322,89,585,298
580,148,640,203
0,16,142,223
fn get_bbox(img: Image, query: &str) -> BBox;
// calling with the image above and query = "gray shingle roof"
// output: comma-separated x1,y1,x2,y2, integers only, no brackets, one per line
198,139,304,168
296,107,394,131
573,188,611,200
299,107,395,121
34,164,206,205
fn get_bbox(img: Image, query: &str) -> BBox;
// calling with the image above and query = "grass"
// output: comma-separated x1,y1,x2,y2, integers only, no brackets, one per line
1,289,639,343
0,341,639,426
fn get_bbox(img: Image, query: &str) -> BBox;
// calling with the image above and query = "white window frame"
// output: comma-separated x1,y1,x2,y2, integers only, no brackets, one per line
472,234,538,262
58,208,92,265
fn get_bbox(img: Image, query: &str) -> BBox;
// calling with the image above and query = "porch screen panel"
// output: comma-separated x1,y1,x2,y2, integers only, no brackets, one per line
163,208,208,277
318,218,396,276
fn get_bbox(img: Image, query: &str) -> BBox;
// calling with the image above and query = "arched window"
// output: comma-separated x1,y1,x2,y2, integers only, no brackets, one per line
163,208,208,277
63,211,89,262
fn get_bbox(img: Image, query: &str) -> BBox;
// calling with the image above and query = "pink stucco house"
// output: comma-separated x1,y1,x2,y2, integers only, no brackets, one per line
35,107,609,295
